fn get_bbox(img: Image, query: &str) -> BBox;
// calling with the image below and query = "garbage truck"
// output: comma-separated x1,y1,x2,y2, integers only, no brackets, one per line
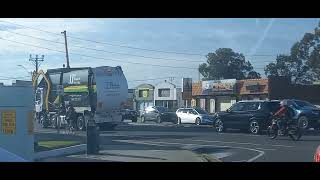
33,66,128,130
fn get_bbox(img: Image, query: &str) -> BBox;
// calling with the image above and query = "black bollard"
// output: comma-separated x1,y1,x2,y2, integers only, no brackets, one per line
86,118,100,154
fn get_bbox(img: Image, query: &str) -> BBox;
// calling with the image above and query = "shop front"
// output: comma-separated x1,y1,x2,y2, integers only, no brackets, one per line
237,79,269,101
192,79,237,113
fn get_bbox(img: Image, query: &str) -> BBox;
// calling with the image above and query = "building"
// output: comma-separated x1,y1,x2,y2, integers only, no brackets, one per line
134,84,155,113
192,79,237,113
12,80,32,87
181,78,192,107
268,76,320,104
237,78,269,100
154,80,182,111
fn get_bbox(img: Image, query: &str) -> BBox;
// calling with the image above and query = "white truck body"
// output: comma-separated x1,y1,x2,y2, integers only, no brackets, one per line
93,66,128,125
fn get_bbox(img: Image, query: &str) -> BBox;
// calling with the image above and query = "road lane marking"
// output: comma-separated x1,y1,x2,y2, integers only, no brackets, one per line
210,152,233,159
169,138,294,148
116,139,265,162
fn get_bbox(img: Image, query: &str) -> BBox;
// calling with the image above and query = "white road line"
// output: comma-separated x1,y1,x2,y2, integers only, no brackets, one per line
169,138,294,148
210,152,233,159
116,139,265,162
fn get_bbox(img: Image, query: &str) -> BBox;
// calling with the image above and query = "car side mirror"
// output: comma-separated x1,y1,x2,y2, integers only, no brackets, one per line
226,109,230,112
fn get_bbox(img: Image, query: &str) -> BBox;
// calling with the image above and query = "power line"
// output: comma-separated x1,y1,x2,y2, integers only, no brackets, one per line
128,76,183,82
0,36,272,71
0,37,198,70
0,20,278,57
2,29,204,63
0,29,278,65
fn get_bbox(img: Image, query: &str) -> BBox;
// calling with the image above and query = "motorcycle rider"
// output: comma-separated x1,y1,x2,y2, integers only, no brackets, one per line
273,100,292,135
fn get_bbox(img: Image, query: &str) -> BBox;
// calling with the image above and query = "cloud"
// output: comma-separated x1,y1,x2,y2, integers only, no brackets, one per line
249,18,275,55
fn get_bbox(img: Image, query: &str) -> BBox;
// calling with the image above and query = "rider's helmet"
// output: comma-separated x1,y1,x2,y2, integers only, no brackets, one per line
280,99,288,106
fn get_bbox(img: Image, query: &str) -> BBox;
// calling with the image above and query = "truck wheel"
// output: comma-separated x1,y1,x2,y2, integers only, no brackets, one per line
40,114,48,128
141,116,145,123
157,116,161,123
132,117,138,123
83,115,90,131
77,115,86,131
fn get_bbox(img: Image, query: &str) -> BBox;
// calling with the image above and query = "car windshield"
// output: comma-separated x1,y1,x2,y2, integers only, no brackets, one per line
194,108,207,114
293,100,316,108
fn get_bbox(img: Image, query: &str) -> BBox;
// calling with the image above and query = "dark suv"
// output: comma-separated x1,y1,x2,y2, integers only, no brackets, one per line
141,106,177,123
285,99,320,130
213,100,281,134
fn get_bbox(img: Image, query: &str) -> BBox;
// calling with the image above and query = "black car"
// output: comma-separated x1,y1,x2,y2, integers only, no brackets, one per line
213,100,281,134
121,109,138,122
141,106,177,123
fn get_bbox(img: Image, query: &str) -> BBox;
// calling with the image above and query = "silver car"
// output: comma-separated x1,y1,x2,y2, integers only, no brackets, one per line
176,107,214,125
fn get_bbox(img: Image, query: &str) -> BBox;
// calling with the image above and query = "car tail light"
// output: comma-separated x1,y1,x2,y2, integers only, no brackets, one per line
315,146,320,162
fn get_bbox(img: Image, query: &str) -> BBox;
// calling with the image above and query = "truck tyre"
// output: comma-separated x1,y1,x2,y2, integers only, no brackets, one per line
83,114,90,131
132,117,138,123
77,115,86,131
141,116,145,123
40,114,48,128
157,116,161,124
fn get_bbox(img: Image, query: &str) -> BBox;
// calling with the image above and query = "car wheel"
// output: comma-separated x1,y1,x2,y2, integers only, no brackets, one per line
77,115,85,131
177,117,182,125
214,119,224,132
249,120,260,134
157,116,161,123
195,118,201,125
141,116,145,123
132,117,138,123
298,116,309,129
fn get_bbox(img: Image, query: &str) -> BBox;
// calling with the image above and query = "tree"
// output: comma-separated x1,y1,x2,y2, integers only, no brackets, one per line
265,22,320,84
198,48,261,80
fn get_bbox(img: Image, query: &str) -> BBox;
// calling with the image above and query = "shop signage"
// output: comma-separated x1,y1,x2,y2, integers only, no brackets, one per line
201,79,236,95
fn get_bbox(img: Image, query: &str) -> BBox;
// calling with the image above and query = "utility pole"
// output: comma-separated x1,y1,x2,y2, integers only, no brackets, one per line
61,30,70,68
29,54,44,85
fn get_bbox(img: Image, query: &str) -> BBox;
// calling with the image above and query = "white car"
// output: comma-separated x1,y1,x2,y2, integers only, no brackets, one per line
176,107,214,125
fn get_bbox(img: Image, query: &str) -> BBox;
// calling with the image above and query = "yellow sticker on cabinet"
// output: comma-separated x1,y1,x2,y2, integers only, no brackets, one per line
1,110,16,134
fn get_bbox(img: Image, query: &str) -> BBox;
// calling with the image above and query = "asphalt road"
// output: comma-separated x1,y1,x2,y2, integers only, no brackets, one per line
35,119,320,162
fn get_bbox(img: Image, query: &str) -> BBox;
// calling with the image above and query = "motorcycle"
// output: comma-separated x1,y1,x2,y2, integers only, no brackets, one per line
267,117,303,141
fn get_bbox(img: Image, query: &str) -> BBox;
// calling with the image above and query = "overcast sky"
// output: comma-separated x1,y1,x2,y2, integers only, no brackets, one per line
0,18,319,88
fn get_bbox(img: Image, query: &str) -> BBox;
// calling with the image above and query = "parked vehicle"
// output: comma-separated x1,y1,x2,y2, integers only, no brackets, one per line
140,106,177,123
315,145,320,162
176,107,214,125
33,66,128,131
267,116,302,141
121,109,138,122
284,99,320,130
213,100,281,134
